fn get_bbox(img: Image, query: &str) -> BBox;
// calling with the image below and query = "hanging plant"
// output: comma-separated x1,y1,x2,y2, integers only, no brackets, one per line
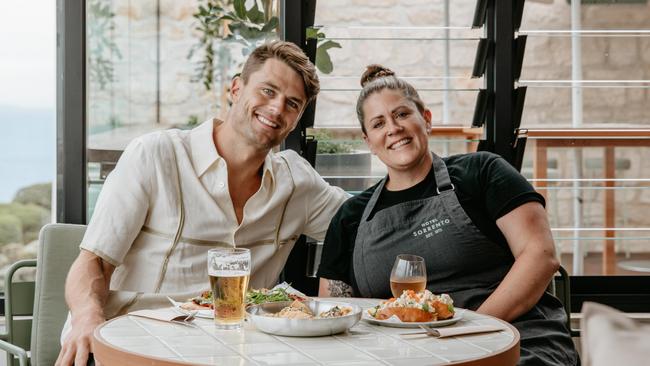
189,0,341,92
306,27,341,75
87,0,122,90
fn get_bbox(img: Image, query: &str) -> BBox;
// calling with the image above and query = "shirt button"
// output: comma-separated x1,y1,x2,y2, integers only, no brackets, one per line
218,182,225,188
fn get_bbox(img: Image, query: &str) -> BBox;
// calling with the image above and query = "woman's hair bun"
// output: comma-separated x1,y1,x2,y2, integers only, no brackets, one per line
360,64,395,87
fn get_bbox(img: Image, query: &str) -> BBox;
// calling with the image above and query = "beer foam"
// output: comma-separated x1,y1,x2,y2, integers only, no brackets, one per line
208,270,250,277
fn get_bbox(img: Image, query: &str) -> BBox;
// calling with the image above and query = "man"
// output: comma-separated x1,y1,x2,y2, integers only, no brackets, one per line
56,41,348,365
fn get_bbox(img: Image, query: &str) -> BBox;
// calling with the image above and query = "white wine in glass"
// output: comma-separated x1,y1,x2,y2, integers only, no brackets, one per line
390,254,427,298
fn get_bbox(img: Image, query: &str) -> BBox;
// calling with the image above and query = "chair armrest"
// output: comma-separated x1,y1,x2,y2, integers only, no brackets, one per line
0,339,29,366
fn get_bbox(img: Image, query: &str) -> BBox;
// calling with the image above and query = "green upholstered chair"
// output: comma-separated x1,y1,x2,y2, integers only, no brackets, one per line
0,259,37,366
0,223,85,366
550,265,579,337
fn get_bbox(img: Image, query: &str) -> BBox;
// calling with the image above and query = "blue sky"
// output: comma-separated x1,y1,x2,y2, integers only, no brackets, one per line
0,1,56,202
0,1,55,109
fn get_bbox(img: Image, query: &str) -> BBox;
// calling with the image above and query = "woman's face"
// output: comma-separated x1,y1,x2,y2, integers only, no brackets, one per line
362,89,432,172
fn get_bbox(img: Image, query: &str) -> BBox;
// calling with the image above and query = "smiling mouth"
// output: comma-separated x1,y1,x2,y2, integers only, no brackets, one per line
256,113,279,129
388,138,412,150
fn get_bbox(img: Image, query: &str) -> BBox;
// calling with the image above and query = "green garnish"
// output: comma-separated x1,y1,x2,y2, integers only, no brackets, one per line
422,303,430,312
245,287,295,305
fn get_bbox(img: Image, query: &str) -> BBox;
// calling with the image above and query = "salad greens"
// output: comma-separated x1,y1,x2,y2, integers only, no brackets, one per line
246,287,298,305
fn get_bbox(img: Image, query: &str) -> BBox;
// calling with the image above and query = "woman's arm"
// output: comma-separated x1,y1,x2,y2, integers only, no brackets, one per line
318,278,355,297
476,201,559,322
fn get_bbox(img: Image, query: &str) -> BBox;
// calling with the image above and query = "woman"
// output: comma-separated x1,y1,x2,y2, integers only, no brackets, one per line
317,65,579,365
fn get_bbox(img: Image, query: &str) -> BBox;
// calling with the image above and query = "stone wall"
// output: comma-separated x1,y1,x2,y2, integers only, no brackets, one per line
88,0,650,129
85,0,650,252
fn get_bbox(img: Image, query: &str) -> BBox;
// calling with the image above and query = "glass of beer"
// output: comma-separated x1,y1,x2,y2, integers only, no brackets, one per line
390,254,427,298
207,247,251,329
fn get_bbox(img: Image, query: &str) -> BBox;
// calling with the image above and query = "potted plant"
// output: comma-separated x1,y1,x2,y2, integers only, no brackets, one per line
310,130,372,191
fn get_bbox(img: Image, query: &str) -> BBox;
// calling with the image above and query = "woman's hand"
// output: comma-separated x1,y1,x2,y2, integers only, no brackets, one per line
477,201,559,322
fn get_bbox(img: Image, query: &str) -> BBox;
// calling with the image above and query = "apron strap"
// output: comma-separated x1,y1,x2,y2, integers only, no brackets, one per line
359,175,388,223
431,152,454,193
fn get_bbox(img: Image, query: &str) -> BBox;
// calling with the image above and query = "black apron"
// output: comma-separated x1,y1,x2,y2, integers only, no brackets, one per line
352,153,579,366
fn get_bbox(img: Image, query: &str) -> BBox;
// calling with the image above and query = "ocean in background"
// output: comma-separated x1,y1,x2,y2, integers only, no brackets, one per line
0,105,55,203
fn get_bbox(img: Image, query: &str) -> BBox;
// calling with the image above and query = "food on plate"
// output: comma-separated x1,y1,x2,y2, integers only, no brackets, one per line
367,289,454,322
319,305,353,318
246,287,307,305
265,300,353,319
180,286,307,310
180,290,213,310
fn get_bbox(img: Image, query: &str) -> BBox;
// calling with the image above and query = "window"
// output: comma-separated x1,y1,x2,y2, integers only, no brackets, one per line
0,1,55,289
85,0,280,217
312,0,483,192
520,0,650,277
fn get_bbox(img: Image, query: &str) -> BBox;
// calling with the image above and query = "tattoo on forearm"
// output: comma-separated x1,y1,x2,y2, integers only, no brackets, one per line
327,280,354,297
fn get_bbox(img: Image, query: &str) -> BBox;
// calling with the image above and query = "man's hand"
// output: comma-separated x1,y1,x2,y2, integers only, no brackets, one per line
56,249,115,365
56,311,104,366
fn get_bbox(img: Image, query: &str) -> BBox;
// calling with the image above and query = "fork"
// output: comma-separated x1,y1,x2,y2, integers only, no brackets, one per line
180,310,198,322
418,325,442,337
166,296,197,322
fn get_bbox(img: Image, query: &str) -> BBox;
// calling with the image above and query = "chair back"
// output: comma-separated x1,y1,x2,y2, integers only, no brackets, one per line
30,224,85,366
2,259,37,366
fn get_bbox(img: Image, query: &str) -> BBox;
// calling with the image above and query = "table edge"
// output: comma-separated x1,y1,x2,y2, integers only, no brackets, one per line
93,303,521,366
93,317,197,366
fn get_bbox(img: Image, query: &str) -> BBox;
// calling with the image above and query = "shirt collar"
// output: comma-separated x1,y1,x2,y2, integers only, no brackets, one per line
261,151,276,186
190,117,276,184
190,118,220,177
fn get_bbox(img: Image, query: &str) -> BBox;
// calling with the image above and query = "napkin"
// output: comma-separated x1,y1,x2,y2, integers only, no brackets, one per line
427,325,505,338
129,308,194,323
403,325,505,338
272,281,309,299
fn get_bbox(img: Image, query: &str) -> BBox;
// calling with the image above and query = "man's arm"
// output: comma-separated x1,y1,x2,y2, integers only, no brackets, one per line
476,201,559,322
318,278,354,297
56,249,115,366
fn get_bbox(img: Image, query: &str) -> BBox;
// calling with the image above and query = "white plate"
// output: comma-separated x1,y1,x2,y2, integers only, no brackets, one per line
171,305,213,319
361,308,464,328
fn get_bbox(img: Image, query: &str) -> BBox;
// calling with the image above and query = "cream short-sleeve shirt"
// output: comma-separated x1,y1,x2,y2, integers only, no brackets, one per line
81,118,349,309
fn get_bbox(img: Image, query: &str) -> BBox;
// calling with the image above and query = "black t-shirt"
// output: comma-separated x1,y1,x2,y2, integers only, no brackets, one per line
316,151,545,294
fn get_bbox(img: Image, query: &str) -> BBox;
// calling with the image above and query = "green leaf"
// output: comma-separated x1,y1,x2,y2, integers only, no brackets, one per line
239,25,259,40
218,14,236,21
306,27,318,39
261,17,279,33
316,46,334,74
247,1,265,24
318,40,342,52
234,0,246,19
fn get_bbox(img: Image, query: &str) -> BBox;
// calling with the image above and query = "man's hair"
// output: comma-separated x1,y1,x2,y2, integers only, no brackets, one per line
240,41,320,105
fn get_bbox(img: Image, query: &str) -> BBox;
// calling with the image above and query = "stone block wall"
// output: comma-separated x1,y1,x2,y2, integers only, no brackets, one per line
85,0,650,252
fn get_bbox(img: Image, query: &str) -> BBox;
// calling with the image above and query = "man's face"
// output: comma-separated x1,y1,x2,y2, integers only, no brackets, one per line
229,58,307,150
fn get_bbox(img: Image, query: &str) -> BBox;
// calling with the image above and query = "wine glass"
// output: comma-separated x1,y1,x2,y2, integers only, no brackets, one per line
390,254,427,298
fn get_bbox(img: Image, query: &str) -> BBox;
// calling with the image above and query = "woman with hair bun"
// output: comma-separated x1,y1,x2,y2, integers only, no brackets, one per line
317,65,578,365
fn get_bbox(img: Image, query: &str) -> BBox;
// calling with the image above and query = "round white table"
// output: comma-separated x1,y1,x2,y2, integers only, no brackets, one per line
93,298,519,366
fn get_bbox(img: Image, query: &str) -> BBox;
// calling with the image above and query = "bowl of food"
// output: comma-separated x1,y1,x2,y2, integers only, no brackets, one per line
363,289,462,328
246,299,362,337
175,285,308,319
